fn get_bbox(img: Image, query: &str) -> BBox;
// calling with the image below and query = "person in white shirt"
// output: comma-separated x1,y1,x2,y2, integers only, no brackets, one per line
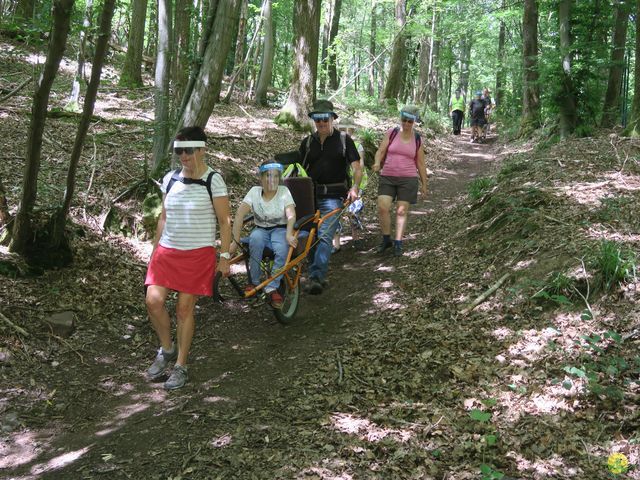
145,126,232,390
230,161,297,308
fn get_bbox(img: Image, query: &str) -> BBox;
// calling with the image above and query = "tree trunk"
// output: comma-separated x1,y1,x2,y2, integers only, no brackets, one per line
67,0,93,110
254,0,274,106
367,0,377,96
558,0,577,138
10,0,74,255
172,0,190,104
274,0,322,127
120,0,148,87
495,2,506,110
425,4,438,108
459,34,471,96
428,38,439,111
382,0,407,104
232,0,248,85
50,0,117,250
151,0,172,173
624,0,640,136
0,177,10,230
417,37,429,103
601,0,631,128
15,0,35,23
319,0,331,93
178,0,241,128
520,0,540,135
327,0,342,90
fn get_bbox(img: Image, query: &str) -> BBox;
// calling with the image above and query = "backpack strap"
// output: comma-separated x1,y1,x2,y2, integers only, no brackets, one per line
300,134,314,172
165,168,220,203
380,127,400,169
165,168,183,196
414,132,422,166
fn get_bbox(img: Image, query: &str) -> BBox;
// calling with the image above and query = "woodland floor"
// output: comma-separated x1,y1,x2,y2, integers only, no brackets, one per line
2,37,640,480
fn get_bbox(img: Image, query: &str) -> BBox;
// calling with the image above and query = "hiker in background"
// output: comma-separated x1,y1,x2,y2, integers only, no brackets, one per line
372,106,428,257
298,99,361,295
145,126,232,390
482,87,495,136
333,117,368,252
230,161,297,308
469,91,486,143
449,88,466,135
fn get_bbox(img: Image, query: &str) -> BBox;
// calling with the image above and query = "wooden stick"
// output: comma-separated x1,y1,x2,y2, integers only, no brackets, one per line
0,311,29,337
460,273,510,315
0,76,31,103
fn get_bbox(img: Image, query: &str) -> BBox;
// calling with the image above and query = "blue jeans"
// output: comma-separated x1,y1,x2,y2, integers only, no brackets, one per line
249,227,288,292
309,197,343,282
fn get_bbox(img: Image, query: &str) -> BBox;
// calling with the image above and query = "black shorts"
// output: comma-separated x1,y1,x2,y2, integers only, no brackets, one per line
378,176,419,204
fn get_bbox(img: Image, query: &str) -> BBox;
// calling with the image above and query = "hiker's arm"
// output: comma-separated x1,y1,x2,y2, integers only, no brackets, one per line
373,133,390,173
285,204,297,248
150,197,167,259
348,160,362,201
417,147,428,196
230,202,251,255
213,196,232,276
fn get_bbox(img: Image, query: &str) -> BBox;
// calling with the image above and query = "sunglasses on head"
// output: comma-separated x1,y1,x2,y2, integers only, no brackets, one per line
311,113,332,123
174,147,195,155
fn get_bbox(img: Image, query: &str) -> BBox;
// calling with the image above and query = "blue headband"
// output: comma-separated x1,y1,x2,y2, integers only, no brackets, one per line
259,163,283,173
400,111,418,121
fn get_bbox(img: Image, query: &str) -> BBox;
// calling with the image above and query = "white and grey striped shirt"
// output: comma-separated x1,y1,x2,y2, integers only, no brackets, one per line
159,167,228,250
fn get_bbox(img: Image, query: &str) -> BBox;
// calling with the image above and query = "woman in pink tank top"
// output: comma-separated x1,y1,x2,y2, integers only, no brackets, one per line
372,105,428,257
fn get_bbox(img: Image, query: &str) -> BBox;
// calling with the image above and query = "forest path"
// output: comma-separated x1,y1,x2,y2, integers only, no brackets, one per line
5,128,500,479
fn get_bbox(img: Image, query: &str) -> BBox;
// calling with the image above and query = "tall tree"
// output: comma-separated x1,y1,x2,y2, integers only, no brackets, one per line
120,0,148,87
232,0,249,85
417,36,430,102
382,0,407,104
558,0,577,138
427,7,439,111
255,0,275,106
327,0,343,90
495,3,506,110
173,0,191,104
151,0,172,173
520,0,540,135
10,0,75,255
601,0,631,128
66,0,93,111
275,0,322,126
368,0,377,96
178,0,241,128
50,0,117,251
624,0,640,136
459,34,472,95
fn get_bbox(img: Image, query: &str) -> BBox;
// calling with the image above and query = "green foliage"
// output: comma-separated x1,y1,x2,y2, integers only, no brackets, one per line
532,272,576,307
589,240,637,291
595,196,631,223
468,177,496,201
480,464,505,480
469,409,492,422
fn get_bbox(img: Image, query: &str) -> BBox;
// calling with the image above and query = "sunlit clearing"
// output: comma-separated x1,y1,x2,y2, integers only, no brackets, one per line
203,396,232,403
210,433,232,448
457,151,494,160
555,174,640,207
380,280,394,288
372,291,404,311
297,466,353,480
0,430,40,468
507,451,581,478
30,446,92,476
330,413,412,443
406,248,425,258
507,327,560,364
492,327,514,340
514,259,536,270
375,265,395,272
584,224,640,244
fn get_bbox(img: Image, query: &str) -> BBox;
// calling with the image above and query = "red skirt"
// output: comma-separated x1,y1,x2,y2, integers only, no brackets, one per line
145,245,217,296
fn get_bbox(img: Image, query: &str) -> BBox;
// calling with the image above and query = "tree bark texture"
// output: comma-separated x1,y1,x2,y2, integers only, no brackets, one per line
10,0,74,255
601,0,631,128
520,0,540,134
120,0,148,87
417,37,429,103
255,0,274,106
319,0,331,93
173,0,191,104
327,0,342,90
624,0,640,135
67,0,93,108
459,34,471,96
276,0,322,125
495,5,506,110
368,0,377,96
428,38,440,111
151,0,172,173
558,0,577,138
232,0,249,83
179,0,241,128
51,0,117,247
382,0,407,103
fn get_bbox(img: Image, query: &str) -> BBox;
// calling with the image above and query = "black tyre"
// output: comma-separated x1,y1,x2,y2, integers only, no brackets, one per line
273,275,300,325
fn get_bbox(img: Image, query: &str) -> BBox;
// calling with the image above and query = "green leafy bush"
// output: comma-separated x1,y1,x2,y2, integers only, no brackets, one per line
468,177,496,201
590,240,637,291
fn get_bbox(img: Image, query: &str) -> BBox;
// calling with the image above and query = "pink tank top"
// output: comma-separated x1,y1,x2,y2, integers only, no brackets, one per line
380,128,418,177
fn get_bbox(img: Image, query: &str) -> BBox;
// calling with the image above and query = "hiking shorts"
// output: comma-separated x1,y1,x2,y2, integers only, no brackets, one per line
378,175,419,204
470,117,486,127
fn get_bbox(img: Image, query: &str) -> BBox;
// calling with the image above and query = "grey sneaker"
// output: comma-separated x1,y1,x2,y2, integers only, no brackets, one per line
164,364,188,390
147,346,177,380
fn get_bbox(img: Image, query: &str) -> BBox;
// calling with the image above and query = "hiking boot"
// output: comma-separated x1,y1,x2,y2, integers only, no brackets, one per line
268,290,284,308
147,346,177,380
376,240,393,254
305,278,323,295
393,244,404,257
164,364,188,390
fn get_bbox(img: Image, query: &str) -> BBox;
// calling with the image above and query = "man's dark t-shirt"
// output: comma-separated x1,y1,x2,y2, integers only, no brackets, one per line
298,129,360,197
470,99,486,120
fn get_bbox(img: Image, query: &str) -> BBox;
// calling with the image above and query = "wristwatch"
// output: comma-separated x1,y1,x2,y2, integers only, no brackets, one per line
219,252,231,260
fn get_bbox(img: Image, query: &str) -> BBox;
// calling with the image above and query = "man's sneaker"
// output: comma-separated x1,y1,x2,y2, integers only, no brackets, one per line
305,278,323,295
376,240,393,254
147,346,177,380
164,364,188,390
393,244,404,257
268,290,284,308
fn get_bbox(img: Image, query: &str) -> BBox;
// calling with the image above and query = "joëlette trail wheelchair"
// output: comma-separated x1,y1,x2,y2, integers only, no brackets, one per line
213,173,347,325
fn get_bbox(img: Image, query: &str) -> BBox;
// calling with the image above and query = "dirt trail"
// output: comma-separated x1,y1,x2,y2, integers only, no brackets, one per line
5,129,499,479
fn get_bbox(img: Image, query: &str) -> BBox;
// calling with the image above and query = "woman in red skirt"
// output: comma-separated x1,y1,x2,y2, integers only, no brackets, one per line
145,126,232,390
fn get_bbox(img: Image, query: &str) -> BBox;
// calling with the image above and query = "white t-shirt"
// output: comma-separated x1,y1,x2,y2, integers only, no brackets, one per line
242,186,295,228
159,167,228,250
